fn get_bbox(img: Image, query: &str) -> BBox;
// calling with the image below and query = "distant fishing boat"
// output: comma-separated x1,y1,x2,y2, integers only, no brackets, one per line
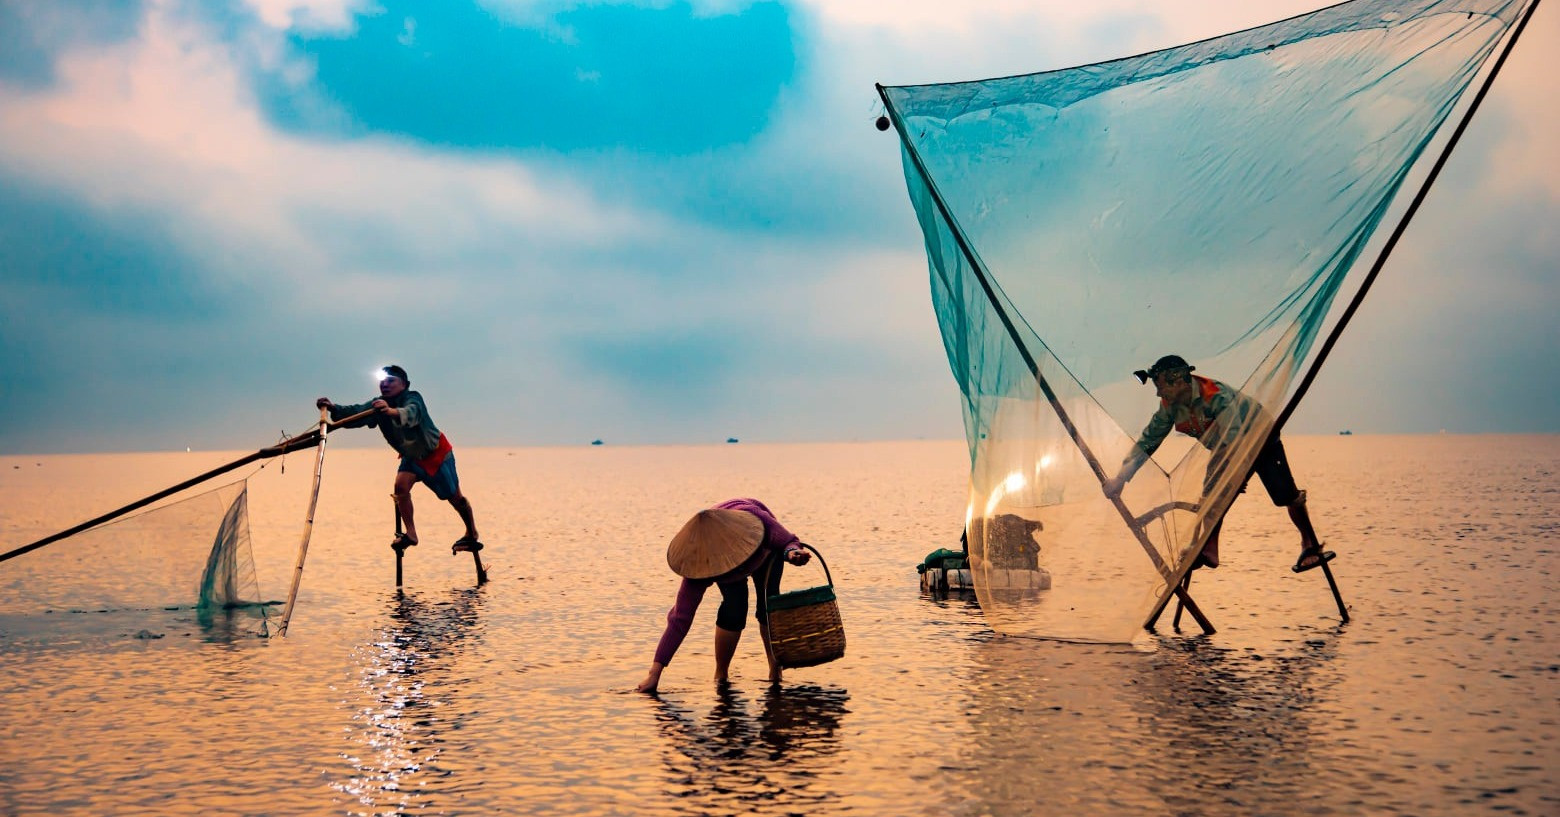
726,437,739,444
1339,430,1353,436
591,439,603,446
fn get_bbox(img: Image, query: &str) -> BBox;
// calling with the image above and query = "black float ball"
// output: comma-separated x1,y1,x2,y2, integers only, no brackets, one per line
875,115,890,131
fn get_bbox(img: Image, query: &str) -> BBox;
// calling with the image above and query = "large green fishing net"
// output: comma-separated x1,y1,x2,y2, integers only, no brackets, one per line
0,480,273,642
881,0,1535,641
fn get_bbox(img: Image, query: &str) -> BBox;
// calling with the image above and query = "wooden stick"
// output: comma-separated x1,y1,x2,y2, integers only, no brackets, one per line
877,87,1213,635
1320,559,1350,623
0,408,377,565
276,407,335,637
471,550,488,585
393,495,405,588
1172,572,1189,631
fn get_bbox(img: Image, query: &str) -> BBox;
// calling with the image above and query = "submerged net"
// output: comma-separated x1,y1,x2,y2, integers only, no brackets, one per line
881,0,1534,641
0,480,274,641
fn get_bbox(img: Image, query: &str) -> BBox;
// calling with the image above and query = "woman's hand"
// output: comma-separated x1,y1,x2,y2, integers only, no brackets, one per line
786,546,811,566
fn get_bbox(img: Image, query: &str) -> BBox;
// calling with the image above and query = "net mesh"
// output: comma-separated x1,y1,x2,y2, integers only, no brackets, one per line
882,0,1531,641
0,480,274,642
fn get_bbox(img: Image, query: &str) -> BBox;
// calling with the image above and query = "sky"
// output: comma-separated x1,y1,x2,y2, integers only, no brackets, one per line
0,0,1555,454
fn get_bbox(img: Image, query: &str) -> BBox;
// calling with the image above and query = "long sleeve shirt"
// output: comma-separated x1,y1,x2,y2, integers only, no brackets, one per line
652,498,803,667
1119,376,1263,480
329,390,444,460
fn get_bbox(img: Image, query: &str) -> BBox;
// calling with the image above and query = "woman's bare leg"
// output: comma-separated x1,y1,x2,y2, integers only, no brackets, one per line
713,626,741,682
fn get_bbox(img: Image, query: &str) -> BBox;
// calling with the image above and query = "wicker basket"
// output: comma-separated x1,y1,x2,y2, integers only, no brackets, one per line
764,543,846,669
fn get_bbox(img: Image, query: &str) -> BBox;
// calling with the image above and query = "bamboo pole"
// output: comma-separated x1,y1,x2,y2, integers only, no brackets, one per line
0,408,377,565
1321,559,1350,623
1173,572,1190,631
275,407,334,637
393,494,405,588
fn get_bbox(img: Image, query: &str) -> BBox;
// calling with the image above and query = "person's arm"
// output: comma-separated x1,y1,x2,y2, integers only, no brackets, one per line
377,392,424,426
316,398,379,426
1105,408,1172,496
639,579,709,692
741,501,811,566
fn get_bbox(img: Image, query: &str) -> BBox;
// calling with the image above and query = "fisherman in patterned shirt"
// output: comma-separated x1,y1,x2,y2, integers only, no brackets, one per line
316,364,483,556
1102,355,1333,573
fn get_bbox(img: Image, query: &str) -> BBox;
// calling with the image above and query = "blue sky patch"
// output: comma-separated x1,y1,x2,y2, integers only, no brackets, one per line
259,0,796,155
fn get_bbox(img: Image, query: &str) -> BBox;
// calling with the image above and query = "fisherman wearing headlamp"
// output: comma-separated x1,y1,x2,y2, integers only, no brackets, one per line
1103,355,1333,573
316,365,483,556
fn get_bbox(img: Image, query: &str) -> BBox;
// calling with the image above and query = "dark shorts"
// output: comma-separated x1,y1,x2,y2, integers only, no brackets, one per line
398,452,461,501
715,551,785,632
1250,436,1301,506
1208,435,1300,507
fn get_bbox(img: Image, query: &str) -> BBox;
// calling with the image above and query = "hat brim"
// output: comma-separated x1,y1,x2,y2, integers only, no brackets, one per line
666,509,765,580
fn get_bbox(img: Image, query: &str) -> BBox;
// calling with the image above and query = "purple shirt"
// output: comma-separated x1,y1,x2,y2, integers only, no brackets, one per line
652,498,802,667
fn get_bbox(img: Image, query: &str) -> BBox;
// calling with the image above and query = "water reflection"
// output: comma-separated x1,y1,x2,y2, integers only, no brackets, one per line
921,585,981,605
0,601,272,647
946,630,1344,815
652,683,851,816
1137,633,1345,815
335,587,489,816
200,601,277,641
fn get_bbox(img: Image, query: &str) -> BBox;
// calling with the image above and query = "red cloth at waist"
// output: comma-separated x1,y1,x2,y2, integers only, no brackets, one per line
416,433,453,474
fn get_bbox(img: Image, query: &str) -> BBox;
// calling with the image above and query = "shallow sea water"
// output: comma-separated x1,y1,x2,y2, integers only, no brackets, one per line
0,435,1556,816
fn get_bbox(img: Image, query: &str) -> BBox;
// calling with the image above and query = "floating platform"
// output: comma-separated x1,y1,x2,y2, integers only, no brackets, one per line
918,547,1051,594
920,564,975,593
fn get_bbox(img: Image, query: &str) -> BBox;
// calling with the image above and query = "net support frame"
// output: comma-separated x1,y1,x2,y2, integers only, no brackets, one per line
882,0,1542,637
877,82,1216,635
276,407,334,637
1137,0,1541,630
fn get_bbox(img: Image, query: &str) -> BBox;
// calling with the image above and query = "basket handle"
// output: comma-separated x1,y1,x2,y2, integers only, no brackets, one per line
766,542,833,591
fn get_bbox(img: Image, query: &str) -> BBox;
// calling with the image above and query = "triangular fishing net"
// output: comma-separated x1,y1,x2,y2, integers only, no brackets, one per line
881,0,1535,641
0,480,274,642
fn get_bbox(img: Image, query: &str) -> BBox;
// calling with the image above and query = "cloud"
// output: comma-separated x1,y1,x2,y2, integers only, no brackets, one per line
0,0,147,90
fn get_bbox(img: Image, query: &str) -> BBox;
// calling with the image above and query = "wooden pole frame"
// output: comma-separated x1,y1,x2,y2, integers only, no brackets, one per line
275,407,337,637
1143,0,1540,630
877,84,1214,635
393,496,405,588
1,408,377,566
878,0,1541,635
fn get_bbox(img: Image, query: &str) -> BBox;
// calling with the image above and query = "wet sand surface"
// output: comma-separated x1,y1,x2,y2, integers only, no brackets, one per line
1,435,1555,815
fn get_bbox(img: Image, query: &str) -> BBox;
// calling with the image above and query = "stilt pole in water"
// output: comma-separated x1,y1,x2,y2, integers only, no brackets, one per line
1172,572,1190,631
393,494,405,588
471,549,488,585
1320,560,1350,623
277,407,334,637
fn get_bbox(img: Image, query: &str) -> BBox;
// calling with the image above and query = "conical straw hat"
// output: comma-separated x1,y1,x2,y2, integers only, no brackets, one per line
666,508,765,580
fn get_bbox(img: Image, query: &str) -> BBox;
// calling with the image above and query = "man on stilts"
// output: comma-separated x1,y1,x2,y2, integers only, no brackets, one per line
1103,355,1335,573
316,365,484,558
